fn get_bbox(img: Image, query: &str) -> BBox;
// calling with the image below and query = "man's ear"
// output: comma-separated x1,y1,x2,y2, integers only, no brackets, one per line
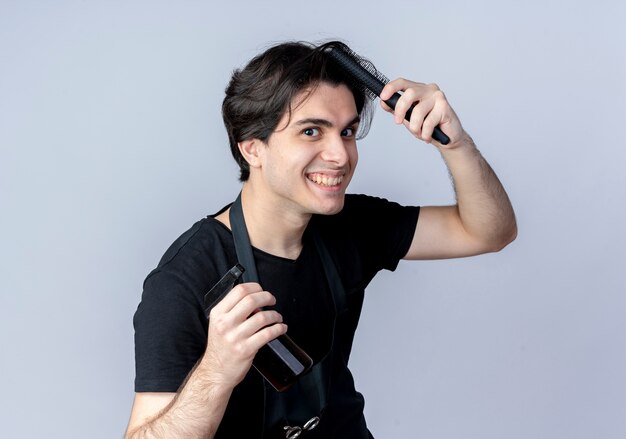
237,138,264,169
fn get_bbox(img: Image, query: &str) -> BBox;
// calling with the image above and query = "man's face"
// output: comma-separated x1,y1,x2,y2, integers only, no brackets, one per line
254,82,360,217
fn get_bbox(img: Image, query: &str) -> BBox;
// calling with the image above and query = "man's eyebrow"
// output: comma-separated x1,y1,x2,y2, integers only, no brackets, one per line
293,116,360,128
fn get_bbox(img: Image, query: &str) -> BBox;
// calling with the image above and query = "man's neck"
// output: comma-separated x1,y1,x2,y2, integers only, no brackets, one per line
218,184,311,261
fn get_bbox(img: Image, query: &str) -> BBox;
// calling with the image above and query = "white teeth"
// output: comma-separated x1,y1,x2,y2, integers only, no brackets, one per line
309,174,343,187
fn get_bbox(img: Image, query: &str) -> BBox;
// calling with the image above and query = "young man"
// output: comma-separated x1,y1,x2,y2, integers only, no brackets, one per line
125,41,516,438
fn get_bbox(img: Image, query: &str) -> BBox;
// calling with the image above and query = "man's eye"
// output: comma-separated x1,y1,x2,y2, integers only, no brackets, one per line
303,128,320,136
341,127,355,137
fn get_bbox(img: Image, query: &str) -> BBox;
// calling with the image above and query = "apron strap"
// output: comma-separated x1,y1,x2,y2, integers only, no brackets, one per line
229,192,259,284
311,228,347,314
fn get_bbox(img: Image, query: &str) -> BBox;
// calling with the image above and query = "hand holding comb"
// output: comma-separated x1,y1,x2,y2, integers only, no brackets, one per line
325,42,450,145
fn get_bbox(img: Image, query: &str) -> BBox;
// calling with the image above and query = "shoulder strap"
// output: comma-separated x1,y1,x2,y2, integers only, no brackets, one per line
229,192,259,283
310,227,347,313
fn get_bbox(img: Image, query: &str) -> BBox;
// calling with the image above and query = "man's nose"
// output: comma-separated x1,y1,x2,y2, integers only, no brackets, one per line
321,135,350,165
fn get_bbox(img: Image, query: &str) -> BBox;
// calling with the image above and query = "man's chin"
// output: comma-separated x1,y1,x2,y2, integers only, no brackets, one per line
315,198,346,216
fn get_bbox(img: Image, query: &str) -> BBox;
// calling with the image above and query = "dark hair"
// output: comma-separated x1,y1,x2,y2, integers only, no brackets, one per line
222,40,375,181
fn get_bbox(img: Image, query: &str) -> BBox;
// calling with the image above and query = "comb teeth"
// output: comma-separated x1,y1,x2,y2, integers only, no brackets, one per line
358,57,390,85
325,44,388,101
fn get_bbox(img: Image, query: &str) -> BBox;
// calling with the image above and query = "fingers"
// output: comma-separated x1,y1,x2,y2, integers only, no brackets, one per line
380,79,454,144
404,89,436,138
211,282,263,315
380,100,393,114
380,78,424,123
246,319,288,350
237,308,284,339
203,282,287,387
211,308,287,357
208,282,286,350
420,98,447,143
228,289,278,323
380,77,419,101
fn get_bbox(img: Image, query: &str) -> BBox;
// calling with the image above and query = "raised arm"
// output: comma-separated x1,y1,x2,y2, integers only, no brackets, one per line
124,283,287,438
379,79,517,260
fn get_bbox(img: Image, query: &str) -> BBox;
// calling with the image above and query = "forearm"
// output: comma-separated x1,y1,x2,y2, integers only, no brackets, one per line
440,134,517,250
125,362,233,439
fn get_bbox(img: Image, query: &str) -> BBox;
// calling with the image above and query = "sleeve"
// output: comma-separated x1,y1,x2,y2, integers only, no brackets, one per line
354,195,419,269
133,270,208,392
338,194,420,284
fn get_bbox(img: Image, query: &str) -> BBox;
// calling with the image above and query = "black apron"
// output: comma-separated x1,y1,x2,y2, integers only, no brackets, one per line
216,193,370,438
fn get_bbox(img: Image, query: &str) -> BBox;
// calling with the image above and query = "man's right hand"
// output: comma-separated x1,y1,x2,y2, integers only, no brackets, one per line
200,282,288,388
124,282,287,439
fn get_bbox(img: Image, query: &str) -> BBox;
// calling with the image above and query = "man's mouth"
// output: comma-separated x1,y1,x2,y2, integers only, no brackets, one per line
306,173,344,187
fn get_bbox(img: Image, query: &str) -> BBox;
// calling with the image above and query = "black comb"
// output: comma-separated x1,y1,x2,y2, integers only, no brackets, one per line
326,43,450,145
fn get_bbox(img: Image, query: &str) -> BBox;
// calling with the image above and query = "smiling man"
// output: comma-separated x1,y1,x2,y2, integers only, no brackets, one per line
125,41,517,438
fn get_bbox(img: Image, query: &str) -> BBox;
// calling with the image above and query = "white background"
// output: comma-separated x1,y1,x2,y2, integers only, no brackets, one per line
1,1,625,438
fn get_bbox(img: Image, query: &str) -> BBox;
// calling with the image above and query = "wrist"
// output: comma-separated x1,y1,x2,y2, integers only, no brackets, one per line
443,130,474,149
439,133,479,160
196,355,241,395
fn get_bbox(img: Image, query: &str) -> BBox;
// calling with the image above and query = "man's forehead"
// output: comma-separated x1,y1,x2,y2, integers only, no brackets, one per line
281,83,358,127
291,82,354,105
